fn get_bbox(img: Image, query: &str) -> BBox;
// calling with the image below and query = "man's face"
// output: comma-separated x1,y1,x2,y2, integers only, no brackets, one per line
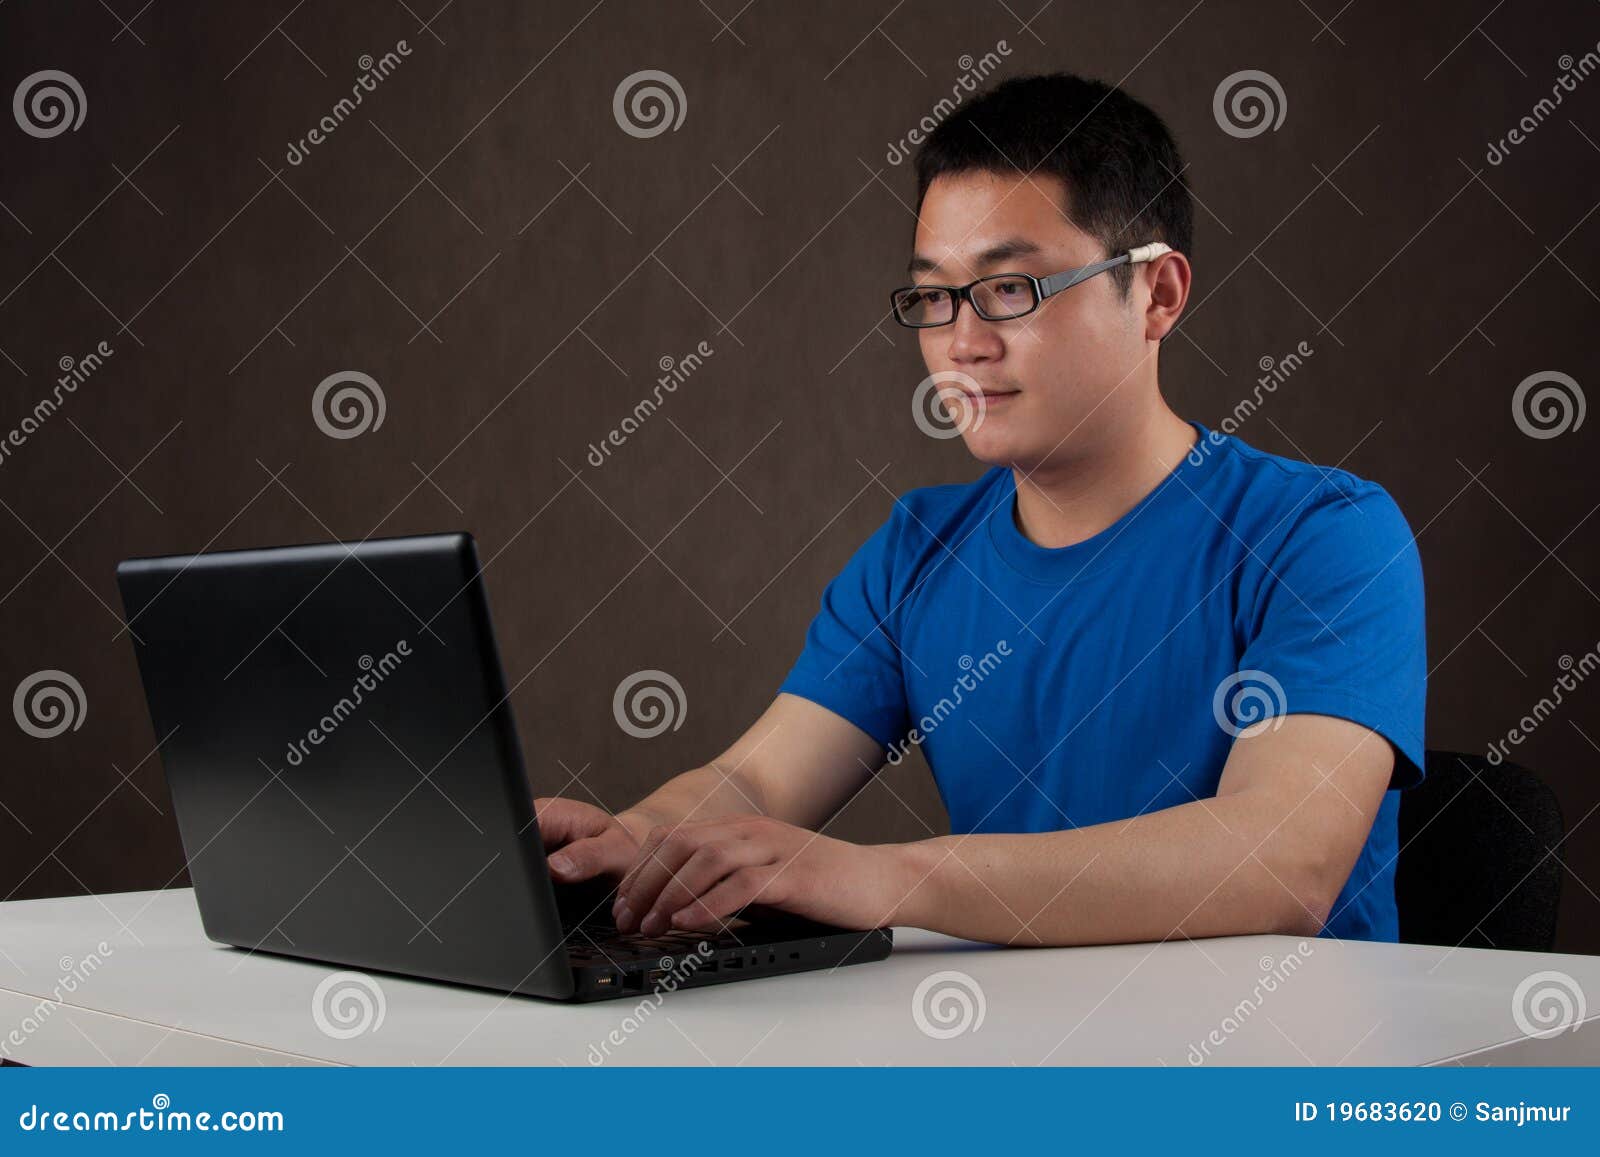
908,170,1155,471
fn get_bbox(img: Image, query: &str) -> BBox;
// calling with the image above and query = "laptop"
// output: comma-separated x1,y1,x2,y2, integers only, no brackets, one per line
115,532,892,1002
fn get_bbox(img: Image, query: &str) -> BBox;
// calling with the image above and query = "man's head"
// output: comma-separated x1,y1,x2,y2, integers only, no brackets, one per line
906,73,1194,472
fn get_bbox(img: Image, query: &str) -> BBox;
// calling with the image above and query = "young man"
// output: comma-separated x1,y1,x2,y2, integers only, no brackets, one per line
537,73,1426,945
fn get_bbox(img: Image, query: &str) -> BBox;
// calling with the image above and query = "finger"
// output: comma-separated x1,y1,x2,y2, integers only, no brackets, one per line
546,829,634,884
640,841,772,936
533,797,611,848
616,819,707,897
614,824,671,898
669,866,783,931
615,826,703,932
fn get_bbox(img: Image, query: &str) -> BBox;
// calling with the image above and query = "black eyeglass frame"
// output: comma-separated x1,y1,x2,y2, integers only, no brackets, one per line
889,242,1173,329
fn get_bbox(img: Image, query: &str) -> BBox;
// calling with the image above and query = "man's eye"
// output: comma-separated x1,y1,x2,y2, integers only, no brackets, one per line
993,280,1026,297
918,289,949,304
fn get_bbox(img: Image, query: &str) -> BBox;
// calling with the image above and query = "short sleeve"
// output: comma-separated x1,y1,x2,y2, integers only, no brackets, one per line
1236,484,1428,788
778,512,911,751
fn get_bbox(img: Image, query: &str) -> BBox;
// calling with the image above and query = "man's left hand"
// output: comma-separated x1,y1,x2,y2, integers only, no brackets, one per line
611,816,910,936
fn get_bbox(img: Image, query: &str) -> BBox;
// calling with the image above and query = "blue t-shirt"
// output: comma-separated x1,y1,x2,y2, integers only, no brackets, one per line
779,423,1427,941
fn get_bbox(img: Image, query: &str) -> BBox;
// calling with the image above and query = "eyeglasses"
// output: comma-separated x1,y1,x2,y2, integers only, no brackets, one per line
889,242,1172,329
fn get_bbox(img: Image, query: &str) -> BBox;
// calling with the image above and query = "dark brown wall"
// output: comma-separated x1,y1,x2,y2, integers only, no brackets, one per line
2,1,1597,949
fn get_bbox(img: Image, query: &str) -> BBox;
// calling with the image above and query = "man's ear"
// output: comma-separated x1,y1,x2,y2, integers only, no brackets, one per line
1143,251,1191,342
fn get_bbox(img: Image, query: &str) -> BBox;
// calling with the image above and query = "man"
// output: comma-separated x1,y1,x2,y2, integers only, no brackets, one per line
537,73,1426,945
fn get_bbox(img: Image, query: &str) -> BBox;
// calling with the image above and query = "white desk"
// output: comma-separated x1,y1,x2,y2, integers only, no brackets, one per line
1,888,1596,1067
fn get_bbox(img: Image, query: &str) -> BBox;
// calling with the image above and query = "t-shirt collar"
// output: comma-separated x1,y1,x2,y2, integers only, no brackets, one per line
986,420,1223,584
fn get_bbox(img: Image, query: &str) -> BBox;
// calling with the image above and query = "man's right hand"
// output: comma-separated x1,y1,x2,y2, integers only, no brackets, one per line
532,797,644,883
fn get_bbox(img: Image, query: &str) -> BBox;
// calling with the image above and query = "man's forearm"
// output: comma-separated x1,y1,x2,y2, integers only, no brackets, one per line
884,792,1336,945
616,762,770,844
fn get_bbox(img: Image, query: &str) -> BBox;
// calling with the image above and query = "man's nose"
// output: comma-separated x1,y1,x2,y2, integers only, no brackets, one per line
944,306,1004,365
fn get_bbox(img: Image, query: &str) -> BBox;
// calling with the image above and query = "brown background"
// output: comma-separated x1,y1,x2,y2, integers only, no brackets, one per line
2,1,1597,950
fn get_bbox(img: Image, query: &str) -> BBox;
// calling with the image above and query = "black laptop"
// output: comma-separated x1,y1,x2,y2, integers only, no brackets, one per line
115,533,891,1002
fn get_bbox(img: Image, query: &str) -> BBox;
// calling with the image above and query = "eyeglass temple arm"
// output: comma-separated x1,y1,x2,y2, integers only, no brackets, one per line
1038,242,1173,299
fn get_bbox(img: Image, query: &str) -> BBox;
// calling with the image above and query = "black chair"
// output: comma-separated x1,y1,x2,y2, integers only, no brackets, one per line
1395,750,1565,951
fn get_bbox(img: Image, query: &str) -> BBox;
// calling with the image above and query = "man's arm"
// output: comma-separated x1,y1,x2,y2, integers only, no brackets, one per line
889,713,1394,943
535,693,883,883
618,693,883,838
613,713,1396,943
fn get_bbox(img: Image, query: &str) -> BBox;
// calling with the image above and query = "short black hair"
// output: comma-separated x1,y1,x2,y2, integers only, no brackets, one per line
913,73,1193,295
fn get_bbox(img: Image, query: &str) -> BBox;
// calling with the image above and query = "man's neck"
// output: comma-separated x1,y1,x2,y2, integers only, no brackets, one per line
1010,404,1198,549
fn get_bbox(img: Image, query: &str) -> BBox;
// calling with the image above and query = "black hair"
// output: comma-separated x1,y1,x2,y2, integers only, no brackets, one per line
913,73,1193,295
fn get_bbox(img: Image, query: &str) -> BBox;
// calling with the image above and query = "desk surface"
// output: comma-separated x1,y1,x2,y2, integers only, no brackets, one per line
1,888,1596,1067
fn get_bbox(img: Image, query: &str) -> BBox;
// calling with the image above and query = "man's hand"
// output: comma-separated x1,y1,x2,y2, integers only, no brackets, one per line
533,797,644,884
611,815,911,936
